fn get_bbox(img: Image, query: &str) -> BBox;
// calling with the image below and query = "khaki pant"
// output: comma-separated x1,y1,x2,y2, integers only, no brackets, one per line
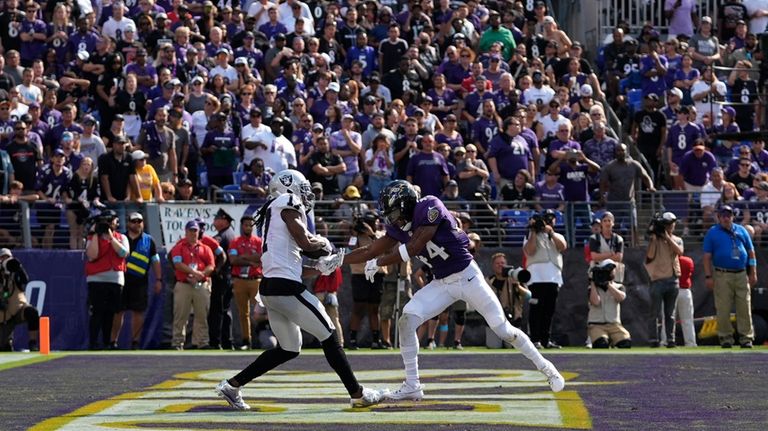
172,281,211,348
713,271,754,345
315,291,343,346
588,322,631,345
232,278,261,343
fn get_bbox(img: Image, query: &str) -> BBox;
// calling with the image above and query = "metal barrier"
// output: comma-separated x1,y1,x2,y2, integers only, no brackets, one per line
598,0,719,40
2,190,735,250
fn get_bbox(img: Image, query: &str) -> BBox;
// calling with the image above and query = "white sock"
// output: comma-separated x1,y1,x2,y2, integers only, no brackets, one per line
492,321,548,370
398,313,423,386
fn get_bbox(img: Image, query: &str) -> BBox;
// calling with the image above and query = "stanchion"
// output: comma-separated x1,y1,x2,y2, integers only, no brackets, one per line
39,317,50,355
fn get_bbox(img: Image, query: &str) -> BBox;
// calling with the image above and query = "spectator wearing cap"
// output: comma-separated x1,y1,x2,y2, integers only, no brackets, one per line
44,104,83,156
110,211,162,350
210,50,240,93
478,11,516,61
639,38,668,100
59,131,84,172
406,132,449,197
201,112,239,187
85,209,130,350
102,0,137,43
136,107,178,183
523,71,555,112
541,15,572,56
690,16,721,69
727,59,760,131
328,113,362,191
169,220,216,350
241,107,271,165
680,141,717,193
535,167,566,211
98,135,139,205
79,116,107,162
702,204,757,348
250,115,296,174
666,106,702,189
440,179,470,212
131,150,164,202
435,113,463,149
125,48,159,94
487,117,533,191
583,121,619,169
35,147,73,248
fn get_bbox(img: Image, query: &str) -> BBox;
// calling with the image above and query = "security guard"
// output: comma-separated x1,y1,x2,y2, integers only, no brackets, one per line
702,205,757,348
209,208,236,350
111,212,162,349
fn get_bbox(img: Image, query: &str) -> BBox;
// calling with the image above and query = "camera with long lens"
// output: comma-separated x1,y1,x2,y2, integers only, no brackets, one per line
648,212,673,237
84,210,117,236
590,264,615,291
503,266,531,284
529,213,546,232
353,211,378,235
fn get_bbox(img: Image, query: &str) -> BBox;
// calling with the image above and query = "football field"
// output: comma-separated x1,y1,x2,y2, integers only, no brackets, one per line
1,348,766,431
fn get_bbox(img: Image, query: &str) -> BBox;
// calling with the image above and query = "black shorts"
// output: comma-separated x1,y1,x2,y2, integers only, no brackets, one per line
351,273,383,304
87,282,123,314
120,281,149,312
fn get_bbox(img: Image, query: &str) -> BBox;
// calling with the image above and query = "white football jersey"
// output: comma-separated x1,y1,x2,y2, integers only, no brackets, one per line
261,193,308,282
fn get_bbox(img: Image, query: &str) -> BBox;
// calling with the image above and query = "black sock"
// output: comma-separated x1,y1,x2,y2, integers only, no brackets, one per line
232,348,299,386
321,334,361,396
350,331,357,342
371,330,380,341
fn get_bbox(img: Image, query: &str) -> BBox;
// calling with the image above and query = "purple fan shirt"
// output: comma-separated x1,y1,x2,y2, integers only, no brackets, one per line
384,195,473,279
486,134,532,180
406,151,449,197
558,162,590,201
472,117,499,151
679,149,717,186
666,122,702,165
535,180,565,209
640,54,668,97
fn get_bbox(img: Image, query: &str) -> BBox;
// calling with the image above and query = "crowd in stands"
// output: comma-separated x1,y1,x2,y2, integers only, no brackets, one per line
0,0,766,249
0,0,763,349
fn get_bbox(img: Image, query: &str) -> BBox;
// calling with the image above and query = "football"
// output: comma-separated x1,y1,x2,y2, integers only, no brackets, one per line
301,235,334,259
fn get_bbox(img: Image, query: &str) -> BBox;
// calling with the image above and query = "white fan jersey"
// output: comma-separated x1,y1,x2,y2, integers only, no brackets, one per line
261,193,308,282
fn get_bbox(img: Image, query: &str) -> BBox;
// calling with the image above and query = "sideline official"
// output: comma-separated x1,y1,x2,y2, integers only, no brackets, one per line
702,205,756,348
210,209,235,350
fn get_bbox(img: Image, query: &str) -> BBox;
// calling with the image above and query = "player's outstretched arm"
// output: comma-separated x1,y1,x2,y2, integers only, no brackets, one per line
281,209,327,253
370,224,439,267
343,235,399,265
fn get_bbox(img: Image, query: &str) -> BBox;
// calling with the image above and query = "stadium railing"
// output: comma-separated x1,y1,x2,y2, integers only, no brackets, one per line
6,189,726,250
598,0,719,41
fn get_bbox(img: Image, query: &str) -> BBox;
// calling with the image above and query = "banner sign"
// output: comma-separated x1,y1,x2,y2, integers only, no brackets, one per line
158,203,262,247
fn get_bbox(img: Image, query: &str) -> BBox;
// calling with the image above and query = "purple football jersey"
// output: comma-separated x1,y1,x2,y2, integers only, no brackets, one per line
384,196,473,279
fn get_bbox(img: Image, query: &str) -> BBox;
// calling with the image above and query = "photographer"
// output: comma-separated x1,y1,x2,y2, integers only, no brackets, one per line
84,210,130,350
0,249,39,351
486,253,531,348
644,212,684,347
588,259,631,349
523,209,568,349
347,211,385,349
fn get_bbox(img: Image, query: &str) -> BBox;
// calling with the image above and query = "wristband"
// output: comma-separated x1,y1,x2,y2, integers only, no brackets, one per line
398,243,410,262
748,258,757,267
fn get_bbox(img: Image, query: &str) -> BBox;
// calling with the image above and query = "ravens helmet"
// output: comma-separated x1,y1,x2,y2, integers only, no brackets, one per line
379,180,418,225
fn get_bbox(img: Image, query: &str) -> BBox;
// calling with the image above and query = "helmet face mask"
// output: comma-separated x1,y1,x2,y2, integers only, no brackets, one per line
379,180,417,227
269,169,315,213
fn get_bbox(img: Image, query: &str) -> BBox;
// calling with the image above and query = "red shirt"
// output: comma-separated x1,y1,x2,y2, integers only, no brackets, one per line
170,239,215,283
678,255,693,289
229,234,263,278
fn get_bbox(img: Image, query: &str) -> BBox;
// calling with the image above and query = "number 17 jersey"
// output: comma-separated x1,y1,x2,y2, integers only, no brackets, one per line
384,196,473,280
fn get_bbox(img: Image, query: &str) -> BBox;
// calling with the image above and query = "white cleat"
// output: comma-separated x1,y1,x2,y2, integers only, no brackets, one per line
383,381,425,401
215,379,252,410
539,360,565,392
350,387,384,408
